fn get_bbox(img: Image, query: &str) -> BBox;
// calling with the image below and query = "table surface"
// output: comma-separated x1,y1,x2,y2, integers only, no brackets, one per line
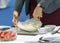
0,35,39,43
1,33,60,43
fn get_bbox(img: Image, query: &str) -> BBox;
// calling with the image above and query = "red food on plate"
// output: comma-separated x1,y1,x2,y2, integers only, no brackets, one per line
0,31,16,40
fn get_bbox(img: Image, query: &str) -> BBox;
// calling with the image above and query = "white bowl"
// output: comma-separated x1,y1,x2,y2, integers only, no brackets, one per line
38,25,56,34
17,22,37,32
17,18,42,32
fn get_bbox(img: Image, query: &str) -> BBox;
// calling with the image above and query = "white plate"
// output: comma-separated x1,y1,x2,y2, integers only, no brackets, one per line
0,26,11,30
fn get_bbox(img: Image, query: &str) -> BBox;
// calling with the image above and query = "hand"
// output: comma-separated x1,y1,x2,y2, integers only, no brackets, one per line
12,11,18,28
33,6,43,20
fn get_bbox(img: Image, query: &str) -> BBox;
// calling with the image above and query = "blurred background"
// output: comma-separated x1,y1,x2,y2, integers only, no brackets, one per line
0,0,30,26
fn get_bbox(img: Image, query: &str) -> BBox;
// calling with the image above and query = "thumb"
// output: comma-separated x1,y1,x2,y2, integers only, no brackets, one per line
40,15,43,18
39,13,43,18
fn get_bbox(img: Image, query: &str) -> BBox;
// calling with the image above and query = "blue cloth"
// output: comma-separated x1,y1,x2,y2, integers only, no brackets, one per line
0,0,30,26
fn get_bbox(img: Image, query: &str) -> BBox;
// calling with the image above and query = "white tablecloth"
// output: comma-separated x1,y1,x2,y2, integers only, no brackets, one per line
1,33,60,43
0,35,39,43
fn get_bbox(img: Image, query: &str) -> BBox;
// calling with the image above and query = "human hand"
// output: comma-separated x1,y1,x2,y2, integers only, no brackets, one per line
12,11,19,28
33,6,43,21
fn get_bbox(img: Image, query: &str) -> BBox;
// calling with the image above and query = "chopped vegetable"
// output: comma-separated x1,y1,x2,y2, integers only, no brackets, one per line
0,31,16,40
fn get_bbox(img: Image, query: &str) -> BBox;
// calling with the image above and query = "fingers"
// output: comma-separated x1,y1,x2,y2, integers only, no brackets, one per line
12,18,18,28
39,11,43,18
13,19,17,26
33,11,42,21
33,15,40,21
12,18,17,28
